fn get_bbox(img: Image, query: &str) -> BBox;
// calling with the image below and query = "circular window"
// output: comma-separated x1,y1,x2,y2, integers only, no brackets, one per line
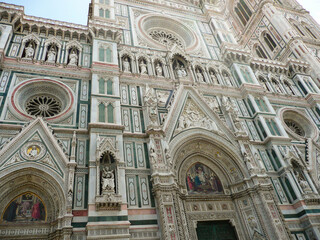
9,78,75,122
136,14,199,52
281,110,316,139
284,120,305,137
26,95,62,118
148,29,185,48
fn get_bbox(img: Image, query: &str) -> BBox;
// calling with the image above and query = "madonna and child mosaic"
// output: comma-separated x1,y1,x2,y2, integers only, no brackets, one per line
2,192,46,222
186,163,223,194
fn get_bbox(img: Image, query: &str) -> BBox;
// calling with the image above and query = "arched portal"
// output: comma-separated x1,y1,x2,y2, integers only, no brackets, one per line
161,130,275,240
0,168,69,239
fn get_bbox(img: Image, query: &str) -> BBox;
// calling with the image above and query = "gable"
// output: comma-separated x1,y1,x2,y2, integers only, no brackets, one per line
163,85,236,144
0,118,69,179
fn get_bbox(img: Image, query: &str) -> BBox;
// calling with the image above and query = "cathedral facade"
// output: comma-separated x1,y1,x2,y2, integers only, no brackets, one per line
0,0,320,239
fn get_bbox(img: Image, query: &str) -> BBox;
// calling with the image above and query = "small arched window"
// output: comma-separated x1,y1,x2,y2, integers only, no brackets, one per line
256,45,268,59
99,103,105,122
293,23,305,36
107,104,114,123
99,8,104,17
235,0,252,26
305,26,318,39
107,79,113,95
99,78,105,94
105,9,110,18
264,33,277,52
106,48,112,62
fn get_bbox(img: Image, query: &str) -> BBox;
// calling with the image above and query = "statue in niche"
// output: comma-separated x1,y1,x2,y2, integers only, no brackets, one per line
68,49,78,66
24,43,35,59
123,57,131,72
155,62,163,76
101,166,115,192
223,72,232,86
139,59,148,74
175,64,187,78
196,69,204,82
47,46,56,63
144,85,158,126
293,169,311,193
209,70,219,84
242,150,255,175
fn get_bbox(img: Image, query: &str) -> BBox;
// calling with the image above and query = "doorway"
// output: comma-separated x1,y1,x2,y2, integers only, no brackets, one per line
196,220,238,240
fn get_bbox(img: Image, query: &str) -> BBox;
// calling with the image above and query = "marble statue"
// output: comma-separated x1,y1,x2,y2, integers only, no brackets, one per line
139,60,147,74
47,47,56,62
68,50,78,66
123,57,130,72
196,69,204,82
155,62,163,76
101,166,115,192
24,45,34,59
210,71,218,84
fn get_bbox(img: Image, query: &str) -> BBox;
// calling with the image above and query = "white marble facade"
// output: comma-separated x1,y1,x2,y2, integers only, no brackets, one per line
0,0,320,239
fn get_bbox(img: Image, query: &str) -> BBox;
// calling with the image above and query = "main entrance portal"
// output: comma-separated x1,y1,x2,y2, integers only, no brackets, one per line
196,220,238,240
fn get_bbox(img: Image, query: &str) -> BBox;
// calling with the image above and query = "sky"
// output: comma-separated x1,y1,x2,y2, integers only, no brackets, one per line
0,0,319,26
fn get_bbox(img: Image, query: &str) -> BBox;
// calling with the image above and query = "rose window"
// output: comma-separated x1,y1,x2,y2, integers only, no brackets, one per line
284,120,305,137
148,30,185,48
26,95,62,117
9,78,75,122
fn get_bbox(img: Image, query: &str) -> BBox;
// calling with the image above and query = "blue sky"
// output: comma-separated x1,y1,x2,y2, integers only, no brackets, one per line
0,0,319,26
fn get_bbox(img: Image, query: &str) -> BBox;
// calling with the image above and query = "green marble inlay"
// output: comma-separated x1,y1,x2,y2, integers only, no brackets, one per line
88,216,128,222
130,219,158,225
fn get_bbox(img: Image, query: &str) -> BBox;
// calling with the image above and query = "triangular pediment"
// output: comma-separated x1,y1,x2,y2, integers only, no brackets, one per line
163,85,236,143
0,118,69,179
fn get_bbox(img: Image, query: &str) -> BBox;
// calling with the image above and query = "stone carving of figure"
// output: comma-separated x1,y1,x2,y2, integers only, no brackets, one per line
24,44,35,59
67,190,73,203
223,72,232,86
210,71,218,84
101,166,115,192
196,69,204,82
68,50,78,66
155,62,163,76
47,47,56,63
294,170,311,193
181,65,187,77
243,151,255,175
273,81,282,93
176,64,187,78
123,57,131,72
207,97,220,112
139,60,147,75
144,85,158,127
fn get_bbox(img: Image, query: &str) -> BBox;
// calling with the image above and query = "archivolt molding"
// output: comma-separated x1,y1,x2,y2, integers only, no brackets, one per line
170,131,246,183
0,168,66,221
